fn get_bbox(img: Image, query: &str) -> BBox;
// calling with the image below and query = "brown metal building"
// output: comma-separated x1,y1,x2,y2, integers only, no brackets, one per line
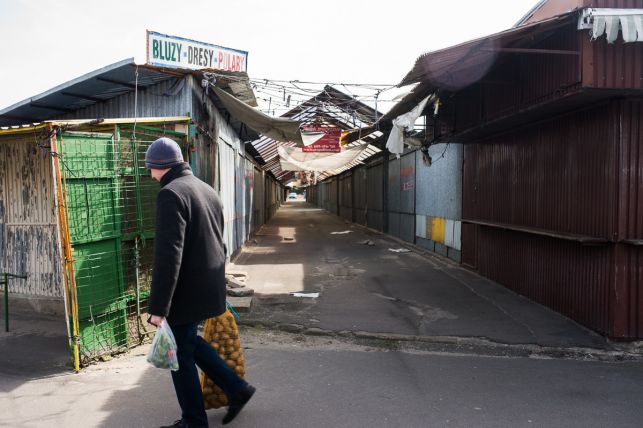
395,2,643,339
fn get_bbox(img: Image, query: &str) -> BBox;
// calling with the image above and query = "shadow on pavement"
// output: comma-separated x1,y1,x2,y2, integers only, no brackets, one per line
0,311,71,393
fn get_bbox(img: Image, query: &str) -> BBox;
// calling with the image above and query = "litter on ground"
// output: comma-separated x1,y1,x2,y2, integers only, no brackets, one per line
357,240,375,246
291,292,320,298
331,230,353,235
389,248,411,253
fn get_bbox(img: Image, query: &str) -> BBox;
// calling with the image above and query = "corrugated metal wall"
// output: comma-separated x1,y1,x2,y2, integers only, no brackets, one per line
367,160,384,231
65,77,193,120
353,166,368,226
584,33,643,90
461,99,643,338
518,23,581,106
387,153,415,243
65,78,192,120
415,144,463,261
619,100,643,242
339,173,352,222
475,227,612,335
463,102,617,239
451,24,581,134
0,137,62,297
328,178,339,216
264,176,280,220
613,99,643,338
217,138,238,257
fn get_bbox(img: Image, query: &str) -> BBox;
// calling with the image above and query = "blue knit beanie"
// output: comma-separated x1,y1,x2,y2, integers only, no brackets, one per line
145,137,184,169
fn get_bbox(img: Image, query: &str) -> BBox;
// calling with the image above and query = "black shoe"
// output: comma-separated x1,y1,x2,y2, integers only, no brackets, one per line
160,420,187,428
222,385,256,425
160,419,208,428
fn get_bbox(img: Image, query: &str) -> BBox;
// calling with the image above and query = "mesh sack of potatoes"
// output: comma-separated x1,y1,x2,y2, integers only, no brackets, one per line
199,309,245,409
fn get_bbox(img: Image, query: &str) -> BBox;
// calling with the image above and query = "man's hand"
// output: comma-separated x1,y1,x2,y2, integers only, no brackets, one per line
149,315,165,326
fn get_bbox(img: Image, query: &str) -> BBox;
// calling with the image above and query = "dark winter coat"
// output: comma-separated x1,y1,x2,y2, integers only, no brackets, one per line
148,163,227,325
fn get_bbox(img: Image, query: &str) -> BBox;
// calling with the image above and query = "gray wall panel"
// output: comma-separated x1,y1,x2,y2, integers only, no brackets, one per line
400,213,415,243
400,153,416,214
65,77,193,120
416,143,463,219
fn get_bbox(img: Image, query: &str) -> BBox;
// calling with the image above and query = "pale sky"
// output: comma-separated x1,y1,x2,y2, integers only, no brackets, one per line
0,0,540,114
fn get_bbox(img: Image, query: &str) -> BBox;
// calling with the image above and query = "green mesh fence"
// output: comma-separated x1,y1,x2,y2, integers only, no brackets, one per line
58,126,187,364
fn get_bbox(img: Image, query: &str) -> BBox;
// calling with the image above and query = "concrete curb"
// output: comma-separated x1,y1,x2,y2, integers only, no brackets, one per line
238,319,643,362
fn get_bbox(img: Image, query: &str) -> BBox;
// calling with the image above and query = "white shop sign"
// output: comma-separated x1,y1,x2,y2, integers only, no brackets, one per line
146,31,248,72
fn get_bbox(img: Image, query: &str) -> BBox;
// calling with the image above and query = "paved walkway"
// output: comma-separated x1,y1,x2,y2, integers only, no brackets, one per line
231,201,613,352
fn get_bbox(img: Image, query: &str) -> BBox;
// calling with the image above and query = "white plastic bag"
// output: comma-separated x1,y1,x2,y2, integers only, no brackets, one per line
146,319,179,371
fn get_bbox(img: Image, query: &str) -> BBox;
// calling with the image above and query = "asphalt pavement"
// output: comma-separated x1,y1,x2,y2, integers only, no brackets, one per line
2,329,643,428
230,202,620,354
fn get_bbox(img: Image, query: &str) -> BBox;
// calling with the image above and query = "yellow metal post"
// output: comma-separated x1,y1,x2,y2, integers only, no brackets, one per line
51,126,81,373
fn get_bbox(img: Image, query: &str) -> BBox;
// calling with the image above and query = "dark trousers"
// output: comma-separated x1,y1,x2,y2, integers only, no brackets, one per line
169,321,248,428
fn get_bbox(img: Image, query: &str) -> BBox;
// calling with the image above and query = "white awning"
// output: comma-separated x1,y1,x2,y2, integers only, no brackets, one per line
278,145,370,172
578,8,643,43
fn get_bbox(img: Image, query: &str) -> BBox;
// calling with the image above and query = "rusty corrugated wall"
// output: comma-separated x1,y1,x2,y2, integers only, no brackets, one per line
612,99,643,338
463,102,617,239
463,99,643,338
452,24,582,134
618,100,643,242
583,33,643,90
475,227,612,334
581,1,643,90
0,137,62,297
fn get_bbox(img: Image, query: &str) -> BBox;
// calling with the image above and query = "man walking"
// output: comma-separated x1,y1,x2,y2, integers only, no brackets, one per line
145,137,255,427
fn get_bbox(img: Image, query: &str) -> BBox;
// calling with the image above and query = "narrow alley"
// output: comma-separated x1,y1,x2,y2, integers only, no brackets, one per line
231,201,611,354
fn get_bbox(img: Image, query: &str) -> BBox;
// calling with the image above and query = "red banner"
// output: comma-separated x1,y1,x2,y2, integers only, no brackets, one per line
302,125,342,153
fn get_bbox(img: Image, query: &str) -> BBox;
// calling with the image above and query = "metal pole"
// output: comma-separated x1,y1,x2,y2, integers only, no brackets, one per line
3,273,27,333
4,273,8,333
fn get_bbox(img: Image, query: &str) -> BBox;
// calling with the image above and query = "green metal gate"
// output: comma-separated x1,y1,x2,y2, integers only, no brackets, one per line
58,124,187,364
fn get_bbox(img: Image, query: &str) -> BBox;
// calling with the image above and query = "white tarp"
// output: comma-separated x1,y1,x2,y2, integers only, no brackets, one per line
278,145,369,172
579,9,643,43
213,85,302,143
385,95,433,158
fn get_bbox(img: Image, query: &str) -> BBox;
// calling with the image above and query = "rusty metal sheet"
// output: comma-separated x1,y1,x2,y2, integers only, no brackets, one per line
612,244,643,339
463,102,617,239
462,99,643,338
584,30,643,90
399,13,574,87
473,226,612,336
618,99,643,241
